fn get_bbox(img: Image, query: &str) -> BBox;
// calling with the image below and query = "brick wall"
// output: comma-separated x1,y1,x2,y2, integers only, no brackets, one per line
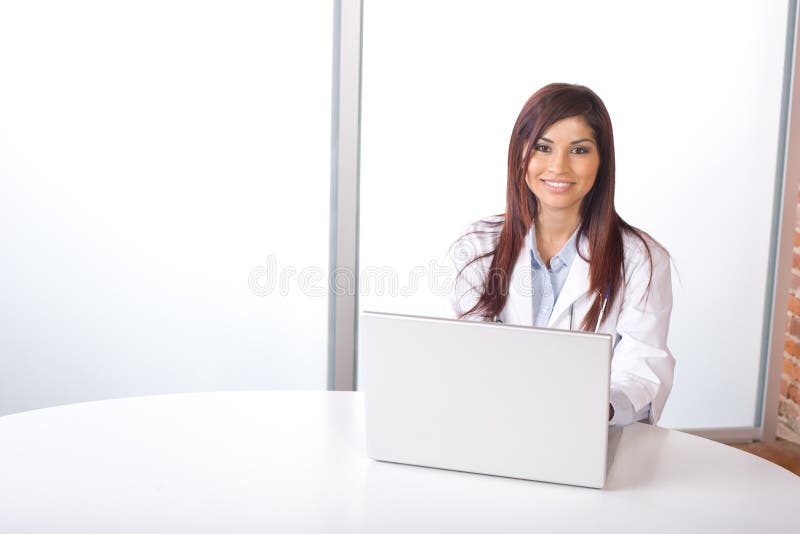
779,197,800,443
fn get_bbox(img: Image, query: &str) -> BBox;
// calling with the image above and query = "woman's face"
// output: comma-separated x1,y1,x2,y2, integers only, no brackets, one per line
525,115,600,218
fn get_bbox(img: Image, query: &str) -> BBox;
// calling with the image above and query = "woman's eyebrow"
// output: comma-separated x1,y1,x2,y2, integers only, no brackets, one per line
537,136,596,145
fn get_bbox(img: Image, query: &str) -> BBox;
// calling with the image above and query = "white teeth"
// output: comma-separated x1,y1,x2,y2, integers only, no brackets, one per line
544,180,570,189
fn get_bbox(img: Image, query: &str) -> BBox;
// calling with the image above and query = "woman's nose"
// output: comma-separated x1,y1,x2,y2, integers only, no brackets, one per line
547,149,568,172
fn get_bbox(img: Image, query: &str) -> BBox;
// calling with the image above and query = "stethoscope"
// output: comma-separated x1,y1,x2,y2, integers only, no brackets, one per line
493,287,609,333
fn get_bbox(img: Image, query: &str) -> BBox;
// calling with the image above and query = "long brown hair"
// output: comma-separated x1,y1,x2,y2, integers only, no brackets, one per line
459,83,654,330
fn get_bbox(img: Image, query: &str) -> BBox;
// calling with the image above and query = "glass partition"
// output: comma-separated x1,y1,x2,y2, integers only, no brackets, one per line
0,1,333,415
359,0,790,428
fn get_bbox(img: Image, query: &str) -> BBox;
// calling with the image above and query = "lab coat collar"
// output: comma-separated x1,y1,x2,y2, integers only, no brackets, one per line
548,236,590,328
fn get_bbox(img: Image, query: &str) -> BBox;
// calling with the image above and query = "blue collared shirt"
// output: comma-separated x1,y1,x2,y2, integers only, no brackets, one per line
529,227,580,328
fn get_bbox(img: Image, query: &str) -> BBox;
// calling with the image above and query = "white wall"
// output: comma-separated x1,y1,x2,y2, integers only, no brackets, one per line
359,0,790,428
1,1,792,427
0,1,332,415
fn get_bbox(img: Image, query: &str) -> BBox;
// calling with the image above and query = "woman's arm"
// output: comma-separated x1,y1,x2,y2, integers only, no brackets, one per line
609,237,675,425
448,221,499,320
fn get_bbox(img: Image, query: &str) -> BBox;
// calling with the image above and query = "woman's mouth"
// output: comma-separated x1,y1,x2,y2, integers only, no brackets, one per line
541,179,574,192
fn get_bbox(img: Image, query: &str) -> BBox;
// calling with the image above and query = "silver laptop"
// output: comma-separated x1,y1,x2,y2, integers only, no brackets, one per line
360,311,614,489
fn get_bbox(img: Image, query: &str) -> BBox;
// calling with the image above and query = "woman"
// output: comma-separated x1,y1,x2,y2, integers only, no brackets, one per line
450,83,674,426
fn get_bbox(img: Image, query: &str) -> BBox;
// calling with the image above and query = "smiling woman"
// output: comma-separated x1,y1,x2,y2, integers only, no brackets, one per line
450,83,675,427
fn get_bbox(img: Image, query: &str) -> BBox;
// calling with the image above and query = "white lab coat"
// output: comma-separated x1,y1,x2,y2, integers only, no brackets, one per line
450,218,675,424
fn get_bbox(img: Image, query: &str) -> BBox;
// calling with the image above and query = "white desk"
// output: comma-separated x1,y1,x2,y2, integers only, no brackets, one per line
0,391,796,533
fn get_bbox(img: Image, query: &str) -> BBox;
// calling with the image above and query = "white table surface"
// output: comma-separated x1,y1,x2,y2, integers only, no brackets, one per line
0,391,797,533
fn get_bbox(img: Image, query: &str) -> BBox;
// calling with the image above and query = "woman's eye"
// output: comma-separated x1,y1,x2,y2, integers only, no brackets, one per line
572,146,589,154
534,144,550,152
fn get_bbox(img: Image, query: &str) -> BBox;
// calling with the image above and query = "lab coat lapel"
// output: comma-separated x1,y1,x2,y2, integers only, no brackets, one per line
548,241,591,328
505,242,533,326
